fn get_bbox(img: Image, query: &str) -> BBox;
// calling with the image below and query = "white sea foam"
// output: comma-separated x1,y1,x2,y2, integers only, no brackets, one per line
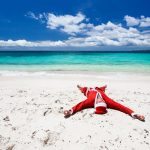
0,70,149,81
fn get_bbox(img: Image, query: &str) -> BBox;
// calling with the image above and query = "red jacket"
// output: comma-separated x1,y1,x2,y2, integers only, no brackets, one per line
71,85,134,115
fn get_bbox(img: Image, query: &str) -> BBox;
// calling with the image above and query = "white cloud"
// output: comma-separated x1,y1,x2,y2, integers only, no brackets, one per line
140,16,150,27
1,29,150,48
124,15,140,26
0,39,66,47
47,12,85,28
1,13,150,48
46,12,89,35
124,15,150,27
26,12,39,20
65,32,150,47
25,12,46,23
27,12,91,35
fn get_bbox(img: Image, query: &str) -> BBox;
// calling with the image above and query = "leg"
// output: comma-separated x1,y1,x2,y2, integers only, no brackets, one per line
104,96,145,121
101,92,145,121
105,97,134,115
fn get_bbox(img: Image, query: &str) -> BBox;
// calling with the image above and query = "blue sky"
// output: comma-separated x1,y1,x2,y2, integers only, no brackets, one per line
0,0,150,50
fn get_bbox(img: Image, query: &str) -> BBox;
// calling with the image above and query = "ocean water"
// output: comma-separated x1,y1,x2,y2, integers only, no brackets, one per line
0,51,150,75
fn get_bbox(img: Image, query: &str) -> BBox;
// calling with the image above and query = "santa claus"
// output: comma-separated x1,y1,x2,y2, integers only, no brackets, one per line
64,85,145,122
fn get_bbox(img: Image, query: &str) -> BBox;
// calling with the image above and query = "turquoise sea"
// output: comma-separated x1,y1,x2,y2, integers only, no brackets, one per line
0,51,150,75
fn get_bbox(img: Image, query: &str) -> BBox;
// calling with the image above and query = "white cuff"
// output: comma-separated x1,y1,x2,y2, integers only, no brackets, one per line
131,112,137,118
69,109,73,114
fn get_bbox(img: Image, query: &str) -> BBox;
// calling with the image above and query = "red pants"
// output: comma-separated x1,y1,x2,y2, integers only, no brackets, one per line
72,92,134,116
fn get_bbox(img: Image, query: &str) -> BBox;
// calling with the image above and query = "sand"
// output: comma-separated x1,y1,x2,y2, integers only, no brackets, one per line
0,73,150,150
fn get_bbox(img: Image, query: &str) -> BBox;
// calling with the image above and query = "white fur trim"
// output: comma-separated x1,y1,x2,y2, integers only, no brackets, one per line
70,109,73,114
85,87,90,97
86,87,97,97
95,102,107,108
131,112,137,118
94,92,107,108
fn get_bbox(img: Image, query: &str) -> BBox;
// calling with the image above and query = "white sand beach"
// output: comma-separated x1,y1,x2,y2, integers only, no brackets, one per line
0,73,150,150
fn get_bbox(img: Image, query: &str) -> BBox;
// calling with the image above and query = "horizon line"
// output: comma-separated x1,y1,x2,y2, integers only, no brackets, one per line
0,50,150,53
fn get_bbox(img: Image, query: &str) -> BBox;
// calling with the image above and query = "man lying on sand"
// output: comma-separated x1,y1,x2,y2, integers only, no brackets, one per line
64,85,145,122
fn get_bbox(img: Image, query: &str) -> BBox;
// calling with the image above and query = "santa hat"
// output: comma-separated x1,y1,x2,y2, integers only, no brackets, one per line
95,106,107,114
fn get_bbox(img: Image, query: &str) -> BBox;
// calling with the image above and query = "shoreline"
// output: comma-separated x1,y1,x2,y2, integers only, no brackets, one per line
0,70,150,77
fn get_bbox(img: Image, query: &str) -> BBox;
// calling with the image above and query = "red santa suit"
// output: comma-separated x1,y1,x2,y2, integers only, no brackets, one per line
70,86,134,116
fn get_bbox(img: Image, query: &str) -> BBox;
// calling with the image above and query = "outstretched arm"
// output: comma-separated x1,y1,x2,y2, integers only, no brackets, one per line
64,98,94,118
